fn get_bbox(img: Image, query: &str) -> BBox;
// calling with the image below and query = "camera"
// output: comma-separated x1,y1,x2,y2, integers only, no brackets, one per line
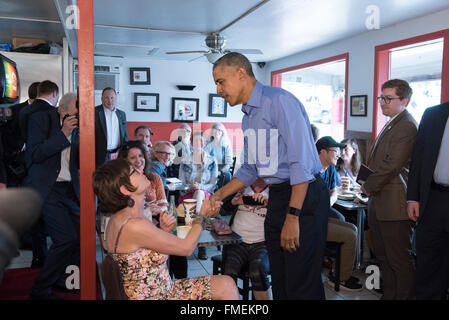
242,195,266,206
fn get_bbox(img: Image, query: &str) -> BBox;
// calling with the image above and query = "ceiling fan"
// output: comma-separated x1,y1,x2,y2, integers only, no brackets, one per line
166,32,263,63
165,0,270,63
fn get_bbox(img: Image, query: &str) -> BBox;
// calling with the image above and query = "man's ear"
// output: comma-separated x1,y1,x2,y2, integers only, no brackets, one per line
120,185,131,196
401,98,409,107
237,67,247,80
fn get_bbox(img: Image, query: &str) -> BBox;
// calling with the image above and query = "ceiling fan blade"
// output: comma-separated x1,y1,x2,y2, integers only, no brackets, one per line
226,49,263,55
188,55,206,62
166,50,209,55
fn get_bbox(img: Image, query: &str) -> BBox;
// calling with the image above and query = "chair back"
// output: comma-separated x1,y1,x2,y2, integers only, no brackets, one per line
100,255,128,300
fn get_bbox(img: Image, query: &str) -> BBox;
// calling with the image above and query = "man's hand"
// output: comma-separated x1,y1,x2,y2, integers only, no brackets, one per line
280,214,300,252
0,183,6,190
61,115,78,137
359,180,370,196
407,201,420,222
208,194,223,217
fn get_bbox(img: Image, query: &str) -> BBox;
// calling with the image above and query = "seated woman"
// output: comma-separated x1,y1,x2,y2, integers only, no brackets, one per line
336,138,362,186
222,177,271,300
118,140,167,222
92,158,239,300
179,131,218,214
204,122,233,189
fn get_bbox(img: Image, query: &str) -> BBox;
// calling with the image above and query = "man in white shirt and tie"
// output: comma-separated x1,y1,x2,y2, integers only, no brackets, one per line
94,87,129,167
407,100,449,300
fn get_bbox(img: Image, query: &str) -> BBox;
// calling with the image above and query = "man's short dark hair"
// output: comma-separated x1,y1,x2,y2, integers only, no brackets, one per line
102,87,116,96
213,52,255,78
134,125,152,137
37,80,59,96
382,79,413,106
28,82,40,99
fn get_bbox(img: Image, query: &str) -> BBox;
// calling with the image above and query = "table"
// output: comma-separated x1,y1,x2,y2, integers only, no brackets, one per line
333,198,368,270
197,229,242,248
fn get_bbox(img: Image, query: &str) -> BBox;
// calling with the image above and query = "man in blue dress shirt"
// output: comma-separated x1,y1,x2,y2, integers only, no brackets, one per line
209,52,329,299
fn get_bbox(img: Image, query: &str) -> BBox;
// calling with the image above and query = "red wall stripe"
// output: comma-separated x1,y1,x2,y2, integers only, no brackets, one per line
127,122,245,151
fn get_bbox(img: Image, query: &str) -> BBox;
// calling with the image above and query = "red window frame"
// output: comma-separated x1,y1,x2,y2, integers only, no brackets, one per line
271,53,349,132
372,29,449,143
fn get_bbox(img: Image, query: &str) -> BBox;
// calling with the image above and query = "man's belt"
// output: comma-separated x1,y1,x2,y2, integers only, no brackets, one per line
431,180,449,193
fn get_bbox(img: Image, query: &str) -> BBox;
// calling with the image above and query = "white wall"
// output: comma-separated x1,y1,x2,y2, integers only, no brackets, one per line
264,8,449,132
93,56,266,123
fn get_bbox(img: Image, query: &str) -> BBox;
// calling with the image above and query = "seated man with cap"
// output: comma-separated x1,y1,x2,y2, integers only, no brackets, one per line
316,136,363,292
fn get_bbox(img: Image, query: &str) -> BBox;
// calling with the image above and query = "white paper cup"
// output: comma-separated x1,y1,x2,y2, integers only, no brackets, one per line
176,225,192,239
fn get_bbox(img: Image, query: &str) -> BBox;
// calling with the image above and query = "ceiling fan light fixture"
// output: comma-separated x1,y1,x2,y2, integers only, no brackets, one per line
206,52,224,64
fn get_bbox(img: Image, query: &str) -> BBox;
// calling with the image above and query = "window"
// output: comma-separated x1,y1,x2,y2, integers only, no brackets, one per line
271,54,348,142
390,39,443,124
373,29,449,141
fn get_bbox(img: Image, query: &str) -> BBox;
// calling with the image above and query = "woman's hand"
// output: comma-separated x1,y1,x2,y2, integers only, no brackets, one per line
159,211,176,232
252,193,268,207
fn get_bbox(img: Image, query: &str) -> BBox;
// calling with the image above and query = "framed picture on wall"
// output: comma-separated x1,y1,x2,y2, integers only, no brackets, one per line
208,94,227,117
134,93,159,112
350,95,368,116
130,67,151,85
171,97,199,122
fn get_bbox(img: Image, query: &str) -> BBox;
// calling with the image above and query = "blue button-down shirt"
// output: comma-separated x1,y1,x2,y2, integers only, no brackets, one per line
234,81,321,186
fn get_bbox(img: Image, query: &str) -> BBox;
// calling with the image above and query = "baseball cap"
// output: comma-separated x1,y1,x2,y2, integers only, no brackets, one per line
316,136,346,152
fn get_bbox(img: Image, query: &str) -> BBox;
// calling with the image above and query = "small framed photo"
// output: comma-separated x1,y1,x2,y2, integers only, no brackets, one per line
172,97,199,122
208,94,227,117
350,95,368,116
134,93,159,112
130,67,151,85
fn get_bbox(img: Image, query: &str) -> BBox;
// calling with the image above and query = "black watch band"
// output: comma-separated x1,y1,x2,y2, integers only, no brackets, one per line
288,207,302,217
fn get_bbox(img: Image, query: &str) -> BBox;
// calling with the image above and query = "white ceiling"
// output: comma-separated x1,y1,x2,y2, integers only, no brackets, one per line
1,0,449,63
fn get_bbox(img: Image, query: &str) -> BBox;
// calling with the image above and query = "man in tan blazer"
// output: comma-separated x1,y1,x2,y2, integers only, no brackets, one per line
361,79,418,300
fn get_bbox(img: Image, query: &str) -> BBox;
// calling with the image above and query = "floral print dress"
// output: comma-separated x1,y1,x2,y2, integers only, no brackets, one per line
111,217,212,300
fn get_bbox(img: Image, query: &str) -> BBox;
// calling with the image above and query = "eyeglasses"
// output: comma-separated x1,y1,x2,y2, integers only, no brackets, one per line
328,148,341,156
156,151,172,157
377,96,402,104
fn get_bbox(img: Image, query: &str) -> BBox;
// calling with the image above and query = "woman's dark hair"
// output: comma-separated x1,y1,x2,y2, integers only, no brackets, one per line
118,140,156,182
92,158,137,215
336,138,362,176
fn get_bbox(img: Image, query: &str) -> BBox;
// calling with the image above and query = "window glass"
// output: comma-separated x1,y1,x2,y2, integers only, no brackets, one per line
389,39,443,123
280,60,346,142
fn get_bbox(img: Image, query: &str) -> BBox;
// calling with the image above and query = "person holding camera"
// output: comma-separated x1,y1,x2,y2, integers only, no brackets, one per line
221,177,271,300
25,93,81,300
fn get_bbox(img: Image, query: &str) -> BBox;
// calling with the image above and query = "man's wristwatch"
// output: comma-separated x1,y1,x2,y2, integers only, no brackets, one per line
288,207,302,218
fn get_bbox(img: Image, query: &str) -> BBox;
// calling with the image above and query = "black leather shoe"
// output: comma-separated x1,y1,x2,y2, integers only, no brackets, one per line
197,247,208,260
30,291,64,300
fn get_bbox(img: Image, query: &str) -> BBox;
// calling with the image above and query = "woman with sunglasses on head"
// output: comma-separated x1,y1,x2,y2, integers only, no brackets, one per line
204,122,233,189
93,159,239,300
118,140,169,227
